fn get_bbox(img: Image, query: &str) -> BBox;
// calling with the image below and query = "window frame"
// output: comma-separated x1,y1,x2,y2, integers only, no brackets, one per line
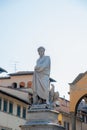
9,101,13,114
64,121,69,130
22,107,26,119
3,99,8,112
0,97,2,110
17,105,21,117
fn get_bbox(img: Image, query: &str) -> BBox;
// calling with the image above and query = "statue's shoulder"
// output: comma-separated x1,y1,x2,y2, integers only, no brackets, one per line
45,56,50,59
46,56,50,62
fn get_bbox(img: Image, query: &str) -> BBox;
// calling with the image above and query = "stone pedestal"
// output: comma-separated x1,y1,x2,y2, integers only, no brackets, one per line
20,104,65,130
21,124,65,130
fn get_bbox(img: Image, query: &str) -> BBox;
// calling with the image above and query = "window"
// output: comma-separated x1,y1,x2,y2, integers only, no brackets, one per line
0,97,2,110
19,82,25,88
17,105,21,117
1,127,12,130
86,116,87,123
82,115,87,123
27,81,32,88
1,129,5,130
3,99,8,112
9,102,13,114
64,121,69,130
22,107,26,119
12,82,17,88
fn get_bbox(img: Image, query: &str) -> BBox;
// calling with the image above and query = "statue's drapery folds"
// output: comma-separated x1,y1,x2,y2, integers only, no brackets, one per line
32,56,51,101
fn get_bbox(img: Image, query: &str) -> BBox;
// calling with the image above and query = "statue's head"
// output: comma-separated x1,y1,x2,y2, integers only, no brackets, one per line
37,46,45,57
37,46,45,52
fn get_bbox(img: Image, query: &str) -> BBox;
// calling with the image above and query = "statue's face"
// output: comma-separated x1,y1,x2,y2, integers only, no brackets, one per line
38,48,45,57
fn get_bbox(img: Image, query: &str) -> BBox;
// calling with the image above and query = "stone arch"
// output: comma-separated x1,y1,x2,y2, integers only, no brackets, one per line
75,94,87,115
70,71,87,130
70,91,87,130
70,89,87,113
19,82,25,88
27,81,32,88
12,82,17,88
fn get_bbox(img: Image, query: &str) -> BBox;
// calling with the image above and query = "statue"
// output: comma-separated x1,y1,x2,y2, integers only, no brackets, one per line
49,84,59,106
32,46,51,104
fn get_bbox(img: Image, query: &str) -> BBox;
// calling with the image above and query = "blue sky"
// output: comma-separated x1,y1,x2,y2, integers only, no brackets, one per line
0,0,87,99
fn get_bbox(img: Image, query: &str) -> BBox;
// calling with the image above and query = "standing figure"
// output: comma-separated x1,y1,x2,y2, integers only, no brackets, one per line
32,46,51,104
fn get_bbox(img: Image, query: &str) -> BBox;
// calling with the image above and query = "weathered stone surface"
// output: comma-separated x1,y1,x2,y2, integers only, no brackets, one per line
21,124,65,130
27,109,58,123
28,104,53,111
20,105,65,130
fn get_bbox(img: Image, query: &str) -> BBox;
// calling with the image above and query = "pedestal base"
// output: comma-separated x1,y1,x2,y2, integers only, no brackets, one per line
20,104,65,130
21,124,65,130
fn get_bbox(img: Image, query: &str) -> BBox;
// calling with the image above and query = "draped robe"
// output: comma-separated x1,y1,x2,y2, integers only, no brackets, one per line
32,56,51,100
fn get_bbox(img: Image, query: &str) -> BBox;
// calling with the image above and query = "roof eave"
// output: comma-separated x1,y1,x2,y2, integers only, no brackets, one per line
0,90,29,105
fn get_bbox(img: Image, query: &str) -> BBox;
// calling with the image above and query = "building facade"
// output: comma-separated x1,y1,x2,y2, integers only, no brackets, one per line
0,71,87,130
0,87,29,130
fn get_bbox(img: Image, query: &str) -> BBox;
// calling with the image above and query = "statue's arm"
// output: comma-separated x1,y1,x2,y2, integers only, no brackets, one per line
35,56,50,72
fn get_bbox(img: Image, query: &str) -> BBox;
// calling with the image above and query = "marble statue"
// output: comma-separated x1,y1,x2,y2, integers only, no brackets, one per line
32,46,51,104
49,84,59,105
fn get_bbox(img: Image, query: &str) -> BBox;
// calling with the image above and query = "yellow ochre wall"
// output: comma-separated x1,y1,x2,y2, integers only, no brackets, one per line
70,74,87,112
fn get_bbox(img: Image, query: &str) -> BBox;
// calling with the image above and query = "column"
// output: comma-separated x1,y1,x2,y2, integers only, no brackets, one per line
71,112,76,130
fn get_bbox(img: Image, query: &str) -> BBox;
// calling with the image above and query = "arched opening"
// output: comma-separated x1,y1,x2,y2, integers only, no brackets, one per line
19,82,25,88
27,81,32,88
70,94,87,130
12,82,17,88
70,71,87,130
75,94,87,122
